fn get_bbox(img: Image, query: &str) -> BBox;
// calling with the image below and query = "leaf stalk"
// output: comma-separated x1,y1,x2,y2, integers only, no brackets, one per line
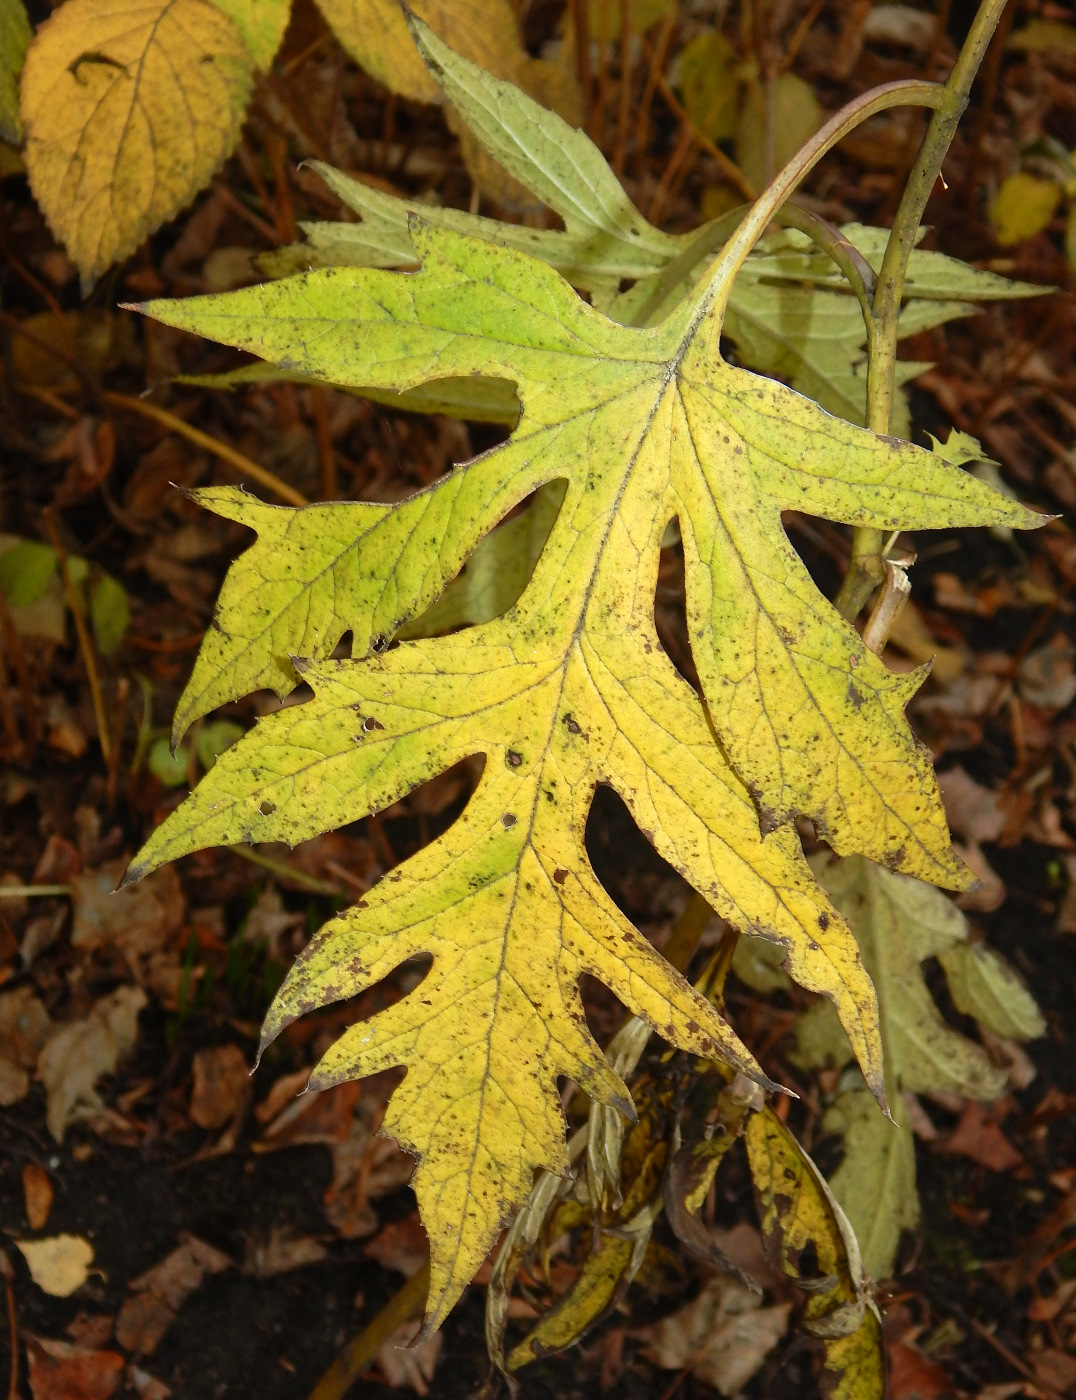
835,0,1012,623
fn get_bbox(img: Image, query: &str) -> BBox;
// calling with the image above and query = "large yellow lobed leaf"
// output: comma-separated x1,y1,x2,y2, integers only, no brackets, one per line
127,207,1043,1328
21,0,253,280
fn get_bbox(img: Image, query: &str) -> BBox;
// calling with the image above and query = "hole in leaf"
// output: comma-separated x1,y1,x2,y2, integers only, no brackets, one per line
330,630,353,660
781,510,849,602
585,783,694,946
400,479,568,639
655,517,701,695
378,755,485,865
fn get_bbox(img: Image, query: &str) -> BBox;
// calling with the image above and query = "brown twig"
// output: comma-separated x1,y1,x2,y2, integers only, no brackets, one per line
42,508,111,762
106,675,129,810
310,387,337,499
2,1252,18,1400
613,0,633,175
101,390,309,506
635,11,675,164
0,308,99,403
647,62,756,201
568,0,591,118
779,0,826,73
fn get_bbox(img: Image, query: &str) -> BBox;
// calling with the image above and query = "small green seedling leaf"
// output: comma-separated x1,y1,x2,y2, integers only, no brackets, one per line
90,573,130,657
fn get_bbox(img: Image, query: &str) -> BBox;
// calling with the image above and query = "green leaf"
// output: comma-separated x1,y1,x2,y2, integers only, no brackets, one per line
179,359,521,424
0,539,57,607
821,1088,918,1284
90,573,130,657
675,30,738,144
195,718,246,770
256,34,1040,436
211,0,291,70
992,172,1062,247
736,73,822,196
149,737,190,788
0,0,30,144
798,854,1044,1279
938,941,1046,1041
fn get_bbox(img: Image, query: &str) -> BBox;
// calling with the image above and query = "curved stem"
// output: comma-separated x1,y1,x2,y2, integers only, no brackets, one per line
835,0,1011,622
697,79,944,324
634,203,875,333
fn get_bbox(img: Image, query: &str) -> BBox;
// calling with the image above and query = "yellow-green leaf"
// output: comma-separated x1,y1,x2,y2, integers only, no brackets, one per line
821,1088,918,1283
938,940,1045,1041
746,1109,883,1395
735,73,822,195
800,854,1044,1279
822,1304,885,1400
992,171,1061,247
126,28,1043,1328
675,30,738,143
211,0,291,69
0,0,30,144
21,0,253,281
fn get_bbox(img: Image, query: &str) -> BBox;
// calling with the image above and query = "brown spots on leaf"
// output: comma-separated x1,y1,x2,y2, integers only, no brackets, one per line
363,715,385,732
847,681,865,711
552,868,568,885
563,714,583,736
506,749,523,768
817,912,829,931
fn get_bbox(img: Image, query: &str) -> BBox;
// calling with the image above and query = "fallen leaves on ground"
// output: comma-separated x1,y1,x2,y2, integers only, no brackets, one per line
16,1235,95,1298
0,983,51,1106
25,1333,125,1400
639,1274,791,1397
115,1235,231,1356
374,1320,443,1396
189,1043,249,1130
23,1161,54,1230
38,985,146,1141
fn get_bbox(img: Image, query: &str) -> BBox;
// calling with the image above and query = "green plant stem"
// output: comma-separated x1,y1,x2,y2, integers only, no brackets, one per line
835,0,1011,622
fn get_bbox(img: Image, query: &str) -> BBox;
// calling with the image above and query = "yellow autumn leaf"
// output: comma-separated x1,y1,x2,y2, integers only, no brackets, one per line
124,21,1044,1334
21,0,254,281
0,0,30,144
316,0,525,105
992,171,1061,247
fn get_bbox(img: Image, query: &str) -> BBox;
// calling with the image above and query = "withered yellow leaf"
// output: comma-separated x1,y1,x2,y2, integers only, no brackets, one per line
21,0,253,281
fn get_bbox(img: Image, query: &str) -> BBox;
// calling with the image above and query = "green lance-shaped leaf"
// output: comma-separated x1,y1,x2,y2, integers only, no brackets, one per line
127,215,1043,1331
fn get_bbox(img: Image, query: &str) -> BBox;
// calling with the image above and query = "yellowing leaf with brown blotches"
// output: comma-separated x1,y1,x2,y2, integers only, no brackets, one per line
21,0,253,281
124,21,1044,1332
